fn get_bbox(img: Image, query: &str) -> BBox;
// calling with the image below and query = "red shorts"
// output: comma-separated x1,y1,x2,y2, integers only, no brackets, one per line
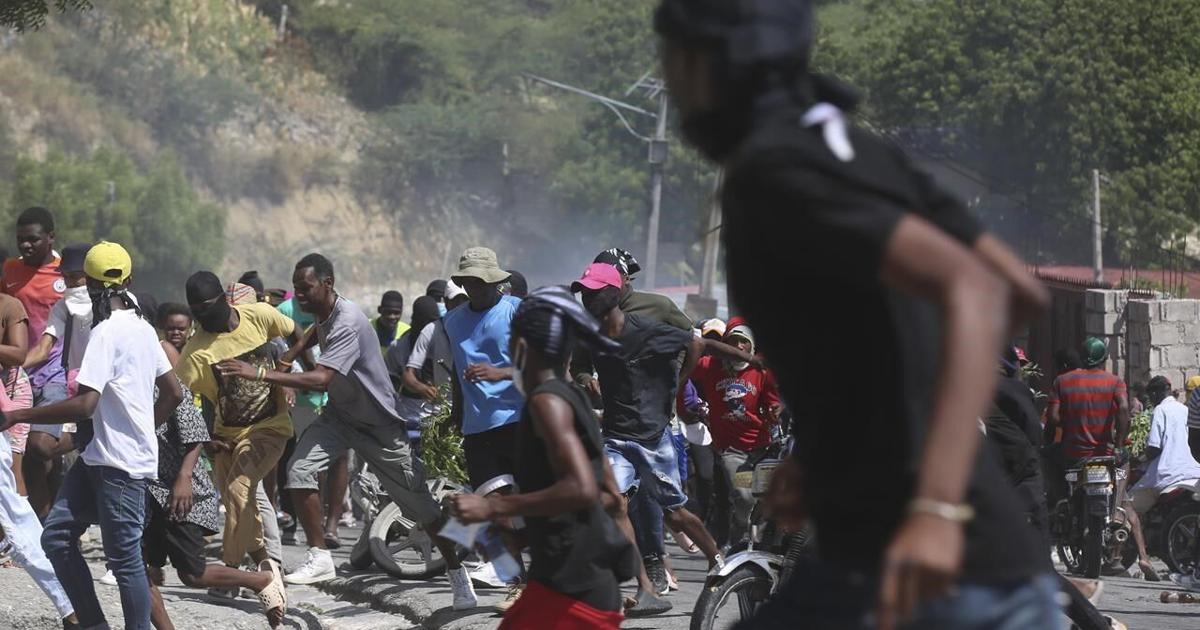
499,580,623,630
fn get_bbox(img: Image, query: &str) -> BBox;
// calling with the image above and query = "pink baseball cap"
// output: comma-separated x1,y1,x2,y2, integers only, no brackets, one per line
571,262,623,292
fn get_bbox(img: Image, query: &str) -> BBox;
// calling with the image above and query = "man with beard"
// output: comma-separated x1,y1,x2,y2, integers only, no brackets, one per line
654,2,1058,628
4,242,183,630
177,272,304,582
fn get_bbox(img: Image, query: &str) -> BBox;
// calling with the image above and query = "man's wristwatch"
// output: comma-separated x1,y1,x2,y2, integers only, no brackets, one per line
907,498,975,523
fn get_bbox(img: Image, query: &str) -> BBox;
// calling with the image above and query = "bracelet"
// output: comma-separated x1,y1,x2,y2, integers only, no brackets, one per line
908,498,975,523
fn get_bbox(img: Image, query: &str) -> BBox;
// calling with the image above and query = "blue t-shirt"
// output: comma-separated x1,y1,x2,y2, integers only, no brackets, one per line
443,295,523,435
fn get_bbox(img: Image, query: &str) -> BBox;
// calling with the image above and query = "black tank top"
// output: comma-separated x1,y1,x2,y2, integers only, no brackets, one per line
514,379,636,606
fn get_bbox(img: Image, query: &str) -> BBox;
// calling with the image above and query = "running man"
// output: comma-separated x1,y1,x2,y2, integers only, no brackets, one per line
217,254,478,610
655,2,1058,627
450,286,635,630
178,272,301,580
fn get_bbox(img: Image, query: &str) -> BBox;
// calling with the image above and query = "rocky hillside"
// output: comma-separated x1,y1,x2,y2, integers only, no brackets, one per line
0,1,485,304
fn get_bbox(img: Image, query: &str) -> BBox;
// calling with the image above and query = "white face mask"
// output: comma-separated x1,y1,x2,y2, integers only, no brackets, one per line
64,284,90,303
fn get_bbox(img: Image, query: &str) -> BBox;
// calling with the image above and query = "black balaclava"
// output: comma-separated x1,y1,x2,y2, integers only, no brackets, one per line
581,286,622,322
425,279,448,301
513,286,620,363
409,296,441,340
186,271,232,333
505,270,529,298
654,0,857,161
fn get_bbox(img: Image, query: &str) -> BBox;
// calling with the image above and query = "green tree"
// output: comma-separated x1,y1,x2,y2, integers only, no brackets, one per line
294,0,716,280
818,0,1200,268
0,0,88,31
8,148,225,299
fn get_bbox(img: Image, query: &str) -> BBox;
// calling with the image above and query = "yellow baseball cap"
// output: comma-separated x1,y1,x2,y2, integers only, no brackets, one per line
1187,376,1200,394
84,241,133,287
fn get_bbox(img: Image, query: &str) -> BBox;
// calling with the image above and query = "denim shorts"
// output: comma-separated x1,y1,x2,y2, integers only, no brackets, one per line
29,381,69,439
605,430,689,511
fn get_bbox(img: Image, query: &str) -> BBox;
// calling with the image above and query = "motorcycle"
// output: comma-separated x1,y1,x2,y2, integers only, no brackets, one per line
691,442,811,630
1050,455,1122,578
1124,467,1200,575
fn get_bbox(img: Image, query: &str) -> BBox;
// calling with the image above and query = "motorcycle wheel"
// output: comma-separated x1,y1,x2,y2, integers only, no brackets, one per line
1161,502,1200,575
368,478,470,580
690,565,773,630
369,502,455,580
1083,513,1106,579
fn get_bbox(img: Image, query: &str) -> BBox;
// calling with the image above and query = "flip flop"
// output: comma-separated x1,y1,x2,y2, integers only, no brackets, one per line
256,559,287,628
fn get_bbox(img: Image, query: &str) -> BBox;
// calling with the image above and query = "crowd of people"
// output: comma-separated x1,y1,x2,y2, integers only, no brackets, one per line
0,203,796,629
3,2,1200,630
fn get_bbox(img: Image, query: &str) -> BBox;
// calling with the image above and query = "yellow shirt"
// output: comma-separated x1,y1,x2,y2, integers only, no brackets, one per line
177,303,295,441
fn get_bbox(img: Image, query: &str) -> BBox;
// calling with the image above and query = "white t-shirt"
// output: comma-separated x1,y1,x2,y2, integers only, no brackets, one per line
42,286,94,371
76,309,172,479
406,322,436,371
1134,396,1200,493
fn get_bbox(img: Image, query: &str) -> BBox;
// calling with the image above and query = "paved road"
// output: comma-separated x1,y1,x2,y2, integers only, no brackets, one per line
3,523,1199,629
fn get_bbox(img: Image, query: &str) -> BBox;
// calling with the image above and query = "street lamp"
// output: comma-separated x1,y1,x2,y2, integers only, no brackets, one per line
523,71,669,290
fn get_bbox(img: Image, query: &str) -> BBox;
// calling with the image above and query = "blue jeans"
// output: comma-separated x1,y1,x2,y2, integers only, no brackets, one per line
605,430,689,510
737,556,1063,630
630,484,665,558
42,460,151,630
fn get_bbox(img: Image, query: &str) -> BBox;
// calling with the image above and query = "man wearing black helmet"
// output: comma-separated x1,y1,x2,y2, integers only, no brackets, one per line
655,2,1060,628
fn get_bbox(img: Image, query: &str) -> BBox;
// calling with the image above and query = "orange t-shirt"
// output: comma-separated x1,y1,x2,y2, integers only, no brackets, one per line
2,256,65,386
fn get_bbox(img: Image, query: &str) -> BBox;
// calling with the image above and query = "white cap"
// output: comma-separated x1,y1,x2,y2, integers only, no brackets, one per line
445,279,467,301
682,421,712,446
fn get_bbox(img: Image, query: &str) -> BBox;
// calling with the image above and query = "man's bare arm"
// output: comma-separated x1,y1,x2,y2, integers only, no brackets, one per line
876,215,1016,630
1114,394,1131,452
154,372,184,426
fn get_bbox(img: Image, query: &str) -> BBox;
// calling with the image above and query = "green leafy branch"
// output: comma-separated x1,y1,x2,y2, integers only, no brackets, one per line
419,385,468,485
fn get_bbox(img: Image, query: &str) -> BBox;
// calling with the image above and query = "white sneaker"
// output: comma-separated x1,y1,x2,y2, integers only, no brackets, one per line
338,512,357,528
468,561,506,589
98,569,117,586
284,547,336,585
447,566,478,611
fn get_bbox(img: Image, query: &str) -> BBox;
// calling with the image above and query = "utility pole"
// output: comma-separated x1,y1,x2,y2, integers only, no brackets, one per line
645,90,669,290
277,4,288,42
1093,169,1103,284
522,71,670,290
698,170,723,299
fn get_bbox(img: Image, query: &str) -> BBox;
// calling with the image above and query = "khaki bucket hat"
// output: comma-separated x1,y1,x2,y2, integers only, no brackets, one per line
451,247,511,285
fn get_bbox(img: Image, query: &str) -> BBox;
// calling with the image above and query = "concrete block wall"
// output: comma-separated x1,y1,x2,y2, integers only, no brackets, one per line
1084,290,1129,379
1125,297,1200,389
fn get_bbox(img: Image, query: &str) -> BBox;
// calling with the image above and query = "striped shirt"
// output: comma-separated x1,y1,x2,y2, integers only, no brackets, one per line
1187,387,1200,430
1050,368,1127,459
